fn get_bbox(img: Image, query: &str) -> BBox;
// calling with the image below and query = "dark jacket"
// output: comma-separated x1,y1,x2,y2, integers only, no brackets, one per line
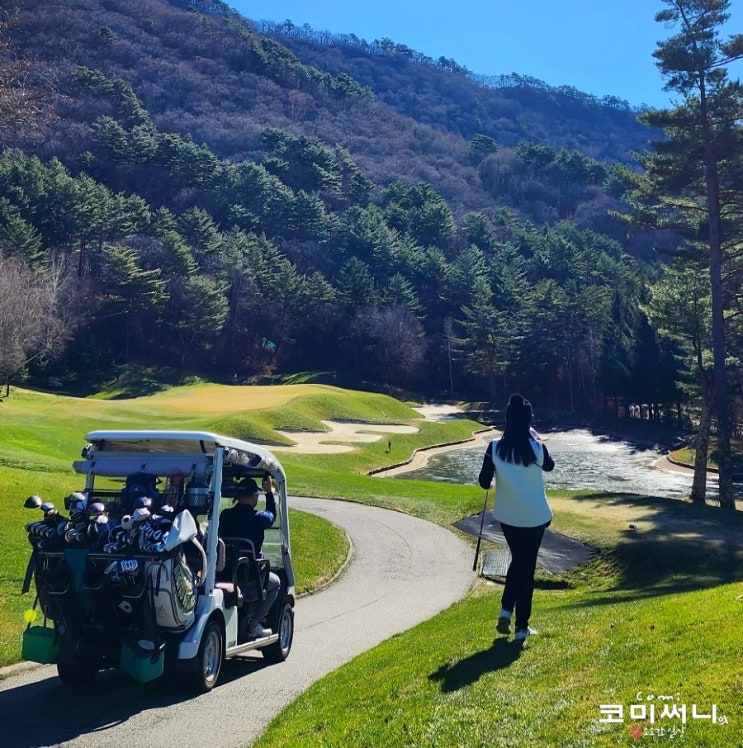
218,492,276,554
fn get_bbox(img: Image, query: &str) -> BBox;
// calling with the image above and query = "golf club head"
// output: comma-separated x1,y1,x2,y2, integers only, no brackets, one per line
132,507,151,523
64,491,87,511
24,495,43,509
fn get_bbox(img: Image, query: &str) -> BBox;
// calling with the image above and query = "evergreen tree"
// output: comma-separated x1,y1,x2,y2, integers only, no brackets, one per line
629,0,743,507
459,275,515,399
0,199,43,264
336,256,378,310
644,263,712,502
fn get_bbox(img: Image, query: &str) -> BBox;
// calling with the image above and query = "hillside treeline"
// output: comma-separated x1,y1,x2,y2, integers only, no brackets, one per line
0,81,667,410
0,0,680,413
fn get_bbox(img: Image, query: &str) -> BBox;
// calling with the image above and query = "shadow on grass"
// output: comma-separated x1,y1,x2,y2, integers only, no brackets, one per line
566,491,743,598
61,366,195,399
534,578,572,590
429,638,523,692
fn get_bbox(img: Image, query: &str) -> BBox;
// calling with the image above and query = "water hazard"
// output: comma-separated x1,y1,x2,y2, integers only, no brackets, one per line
398,428,710,500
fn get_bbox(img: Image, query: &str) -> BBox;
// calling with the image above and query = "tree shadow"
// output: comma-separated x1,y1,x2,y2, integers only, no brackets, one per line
429,638,523,692
580,427,676,452
566,491,743,596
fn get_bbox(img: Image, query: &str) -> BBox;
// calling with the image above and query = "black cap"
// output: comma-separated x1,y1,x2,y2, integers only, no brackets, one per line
505,393,533,427
235,477,259,496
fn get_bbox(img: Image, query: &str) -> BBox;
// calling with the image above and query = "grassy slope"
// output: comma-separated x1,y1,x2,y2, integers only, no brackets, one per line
257,584,741,747
257,492,743,747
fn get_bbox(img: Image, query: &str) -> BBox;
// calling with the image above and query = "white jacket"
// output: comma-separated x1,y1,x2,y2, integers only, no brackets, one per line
490,439,553,527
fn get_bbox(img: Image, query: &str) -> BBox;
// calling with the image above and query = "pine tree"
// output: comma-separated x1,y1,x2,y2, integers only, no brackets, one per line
631,0,743,507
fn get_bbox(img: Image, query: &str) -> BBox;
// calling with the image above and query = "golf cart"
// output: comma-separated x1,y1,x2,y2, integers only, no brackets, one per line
21,430,295,692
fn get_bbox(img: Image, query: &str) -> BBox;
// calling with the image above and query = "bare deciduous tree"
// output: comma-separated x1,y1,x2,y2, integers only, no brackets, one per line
0,9,51,147
0,254,79,393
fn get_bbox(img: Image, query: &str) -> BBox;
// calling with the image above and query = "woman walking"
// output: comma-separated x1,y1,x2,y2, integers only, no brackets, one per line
478,393,554,641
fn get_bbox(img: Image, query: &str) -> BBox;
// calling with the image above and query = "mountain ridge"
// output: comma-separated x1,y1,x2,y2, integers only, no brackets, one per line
6,0,655,222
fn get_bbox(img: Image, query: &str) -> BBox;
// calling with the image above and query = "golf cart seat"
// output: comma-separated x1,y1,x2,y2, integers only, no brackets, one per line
215,537,268,609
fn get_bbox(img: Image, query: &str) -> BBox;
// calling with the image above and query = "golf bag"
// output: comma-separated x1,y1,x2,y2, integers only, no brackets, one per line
146,551,197,630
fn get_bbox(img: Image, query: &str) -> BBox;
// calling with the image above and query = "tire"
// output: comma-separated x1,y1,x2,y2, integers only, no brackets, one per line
57,638,100,687
263,603,293,663
187,619,224,693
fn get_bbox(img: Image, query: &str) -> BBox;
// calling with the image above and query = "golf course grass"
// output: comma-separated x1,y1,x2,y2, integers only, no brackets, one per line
253,485,743,747
1,382,741,747
0,382,479,668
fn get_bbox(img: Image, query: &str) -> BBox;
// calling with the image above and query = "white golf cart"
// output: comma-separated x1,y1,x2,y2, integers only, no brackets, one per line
21,430,295,693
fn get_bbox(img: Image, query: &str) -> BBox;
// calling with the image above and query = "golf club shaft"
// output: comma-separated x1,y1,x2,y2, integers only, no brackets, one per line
472,488,490,571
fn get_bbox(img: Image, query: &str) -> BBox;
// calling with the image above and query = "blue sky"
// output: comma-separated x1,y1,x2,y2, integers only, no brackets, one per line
228,0,742,109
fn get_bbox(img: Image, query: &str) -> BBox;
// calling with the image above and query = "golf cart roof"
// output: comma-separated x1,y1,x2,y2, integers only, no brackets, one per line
73,430,286,479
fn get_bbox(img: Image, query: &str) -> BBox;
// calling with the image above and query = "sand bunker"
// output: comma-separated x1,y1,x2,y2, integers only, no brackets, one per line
270,404,479,456
272,420,419,454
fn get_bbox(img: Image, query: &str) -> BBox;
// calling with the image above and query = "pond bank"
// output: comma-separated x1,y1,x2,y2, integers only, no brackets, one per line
369,427,495,477
371,414,694,480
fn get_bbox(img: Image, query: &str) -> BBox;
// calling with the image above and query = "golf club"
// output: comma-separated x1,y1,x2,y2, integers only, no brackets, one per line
472,488,490,572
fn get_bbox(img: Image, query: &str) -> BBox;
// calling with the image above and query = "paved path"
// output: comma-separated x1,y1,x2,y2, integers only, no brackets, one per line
0,498,474,748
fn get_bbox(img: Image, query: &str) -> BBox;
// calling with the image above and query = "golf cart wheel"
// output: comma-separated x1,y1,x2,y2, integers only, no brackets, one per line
57,644,100,687
263,603,294,663
187,619,223,693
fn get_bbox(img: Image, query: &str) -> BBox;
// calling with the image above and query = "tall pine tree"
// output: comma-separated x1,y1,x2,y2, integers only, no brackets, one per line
630,0,743,507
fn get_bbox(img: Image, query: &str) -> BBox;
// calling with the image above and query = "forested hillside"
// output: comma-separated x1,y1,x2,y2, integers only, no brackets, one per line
1,0,679,412
256,19,653,159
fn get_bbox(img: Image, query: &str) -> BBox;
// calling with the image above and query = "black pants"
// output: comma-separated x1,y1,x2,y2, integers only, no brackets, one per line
500,522,547,630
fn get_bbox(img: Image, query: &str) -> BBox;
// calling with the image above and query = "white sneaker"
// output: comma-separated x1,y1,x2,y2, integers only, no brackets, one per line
515,626,537,641
247,622,272,638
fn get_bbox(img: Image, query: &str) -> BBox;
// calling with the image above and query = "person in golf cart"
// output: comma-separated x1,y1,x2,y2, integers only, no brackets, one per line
218,475,281,638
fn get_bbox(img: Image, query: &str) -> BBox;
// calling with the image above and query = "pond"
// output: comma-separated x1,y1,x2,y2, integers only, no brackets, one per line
398,428,714,500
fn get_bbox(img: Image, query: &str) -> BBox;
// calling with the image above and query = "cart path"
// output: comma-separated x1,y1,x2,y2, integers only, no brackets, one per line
0,498,474,748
